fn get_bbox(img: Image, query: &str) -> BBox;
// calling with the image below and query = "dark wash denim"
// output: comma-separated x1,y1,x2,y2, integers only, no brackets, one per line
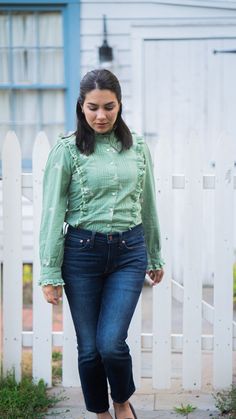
61,223,148,413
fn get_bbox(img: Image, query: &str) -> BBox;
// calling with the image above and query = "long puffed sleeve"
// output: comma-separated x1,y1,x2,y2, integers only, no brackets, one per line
141,142,165,270
38,139,72,286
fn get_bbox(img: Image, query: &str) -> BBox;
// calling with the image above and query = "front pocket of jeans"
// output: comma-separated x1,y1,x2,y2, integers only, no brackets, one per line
64,236,91,250
121,236,145,250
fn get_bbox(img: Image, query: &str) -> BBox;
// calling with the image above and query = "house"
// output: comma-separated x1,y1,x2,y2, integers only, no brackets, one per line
0,0,235,278
0,0,235,389
1,0,236,157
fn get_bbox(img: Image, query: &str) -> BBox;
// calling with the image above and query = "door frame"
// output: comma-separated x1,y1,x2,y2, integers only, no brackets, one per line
131,17,236,134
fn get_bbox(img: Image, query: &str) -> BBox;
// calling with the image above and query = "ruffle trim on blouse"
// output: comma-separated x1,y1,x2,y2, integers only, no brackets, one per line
147,259,165,270
38,279,65,287
59,132,145,221
130,133,146,224
60,137,89,216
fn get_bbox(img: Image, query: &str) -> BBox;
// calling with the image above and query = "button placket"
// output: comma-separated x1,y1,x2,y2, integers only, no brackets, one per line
104,142,118,228
109,207,114,218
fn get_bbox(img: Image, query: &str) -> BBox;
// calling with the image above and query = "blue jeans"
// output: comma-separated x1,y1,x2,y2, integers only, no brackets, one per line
61,223,148,413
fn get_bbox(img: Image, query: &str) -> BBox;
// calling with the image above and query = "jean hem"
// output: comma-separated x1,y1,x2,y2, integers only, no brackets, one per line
111,386,136,404
86,405,110,414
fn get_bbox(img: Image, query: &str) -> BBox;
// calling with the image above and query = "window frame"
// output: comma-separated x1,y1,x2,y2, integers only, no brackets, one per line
0,0,81,133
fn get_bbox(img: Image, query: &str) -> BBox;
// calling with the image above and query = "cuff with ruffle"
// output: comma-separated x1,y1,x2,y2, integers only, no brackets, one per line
147,255,165,271
39,266,65,287
38,278,65,287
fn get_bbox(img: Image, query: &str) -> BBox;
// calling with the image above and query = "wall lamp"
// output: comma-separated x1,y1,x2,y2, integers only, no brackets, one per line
99,15,113,66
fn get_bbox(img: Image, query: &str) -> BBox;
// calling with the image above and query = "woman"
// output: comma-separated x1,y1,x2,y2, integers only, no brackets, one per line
39,69,165,419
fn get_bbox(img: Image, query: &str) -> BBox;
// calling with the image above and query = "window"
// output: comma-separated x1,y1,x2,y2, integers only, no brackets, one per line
0,10,66,170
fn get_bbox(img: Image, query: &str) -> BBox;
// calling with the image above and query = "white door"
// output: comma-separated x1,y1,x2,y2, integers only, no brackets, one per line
142,37,236,285
143,38,236,171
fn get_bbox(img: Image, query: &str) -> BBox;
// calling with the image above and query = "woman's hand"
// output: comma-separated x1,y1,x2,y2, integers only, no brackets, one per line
147,269,164,286
42,285,63,305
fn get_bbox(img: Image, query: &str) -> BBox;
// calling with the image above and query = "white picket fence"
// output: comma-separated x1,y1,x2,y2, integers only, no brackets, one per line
0,130,235,391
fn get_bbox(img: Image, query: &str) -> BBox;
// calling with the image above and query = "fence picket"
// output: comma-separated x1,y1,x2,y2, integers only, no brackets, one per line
182,130,204,389
2,131,22,381
152,134,172,389
128,297,142,387
213,132,234,388
32,132,52,385
62,295,79,386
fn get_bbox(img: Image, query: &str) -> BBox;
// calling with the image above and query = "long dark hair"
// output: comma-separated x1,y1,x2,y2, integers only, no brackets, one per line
74,69,133,154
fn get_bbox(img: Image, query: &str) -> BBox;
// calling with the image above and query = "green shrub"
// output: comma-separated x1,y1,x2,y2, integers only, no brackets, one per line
0,370,65,418
52,351,62,362
213,384,236,418
23,263,33,285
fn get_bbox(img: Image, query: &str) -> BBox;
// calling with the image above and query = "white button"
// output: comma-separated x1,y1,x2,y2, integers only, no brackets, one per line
112,192,116,195
112,150,116,153
110,161,114,165
107,224,110,227
110,208,113,211
106,148,110,151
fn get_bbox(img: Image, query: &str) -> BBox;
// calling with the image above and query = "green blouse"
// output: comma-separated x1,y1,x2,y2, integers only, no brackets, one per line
39,130,165,286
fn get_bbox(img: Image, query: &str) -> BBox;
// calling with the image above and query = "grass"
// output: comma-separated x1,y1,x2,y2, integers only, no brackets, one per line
0,265,65,417
22,350,32,379
173,403,197,417
212,384,236,418
0,370,66,419
52,350,62,385
22,350,63,386
23,263,33,285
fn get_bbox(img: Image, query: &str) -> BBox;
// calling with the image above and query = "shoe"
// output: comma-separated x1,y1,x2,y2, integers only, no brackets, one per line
114,402,138,419
129,402,138,419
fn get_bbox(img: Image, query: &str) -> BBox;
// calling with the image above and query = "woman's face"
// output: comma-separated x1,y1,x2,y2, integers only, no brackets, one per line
82,89,120,134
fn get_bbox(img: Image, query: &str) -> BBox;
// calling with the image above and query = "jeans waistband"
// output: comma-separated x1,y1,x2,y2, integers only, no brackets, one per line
66,223,143,244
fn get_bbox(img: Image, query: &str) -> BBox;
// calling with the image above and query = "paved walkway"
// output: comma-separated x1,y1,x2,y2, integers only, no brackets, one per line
45,285,235,418
47,379,223,418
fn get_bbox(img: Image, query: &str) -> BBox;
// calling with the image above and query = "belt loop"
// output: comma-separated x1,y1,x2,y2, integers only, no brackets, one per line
118,231,123,248
90,230,96,246
63,222,69,236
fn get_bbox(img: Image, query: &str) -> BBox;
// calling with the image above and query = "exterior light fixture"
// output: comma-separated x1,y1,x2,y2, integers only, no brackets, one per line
213,49,236,54
99,15,113,66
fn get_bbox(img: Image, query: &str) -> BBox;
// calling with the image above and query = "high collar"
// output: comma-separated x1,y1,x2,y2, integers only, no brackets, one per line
94,130,122,151
94,129,114,140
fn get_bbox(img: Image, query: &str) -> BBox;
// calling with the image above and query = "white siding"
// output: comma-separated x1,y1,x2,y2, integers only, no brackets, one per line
80,1,236,125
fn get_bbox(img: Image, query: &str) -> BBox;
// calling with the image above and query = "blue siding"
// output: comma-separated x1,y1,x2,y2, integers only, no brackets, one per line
0,0,74,5
64,2,80,131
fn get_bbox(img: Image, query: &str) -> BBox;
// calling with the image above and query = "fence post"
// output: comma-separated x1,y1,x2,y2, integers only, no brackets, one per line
2,131,22,381
182,130,204,389
213,131,234,389
152,134,172,389
62,296,79,386
32,132,52,385
128,298,142,387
